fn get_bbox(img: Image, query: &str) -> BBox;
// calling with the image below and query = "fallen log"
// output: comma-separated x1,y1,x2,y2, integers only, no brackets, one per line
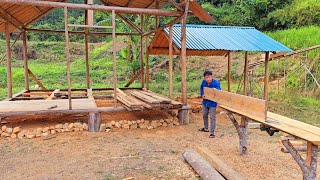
196,147,246,180
182,148,225,180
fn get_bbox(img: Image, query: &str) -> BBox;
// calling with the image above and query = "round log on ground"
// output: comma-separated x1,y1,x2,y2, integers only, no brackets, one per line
182,148,225,180
196,147,246,180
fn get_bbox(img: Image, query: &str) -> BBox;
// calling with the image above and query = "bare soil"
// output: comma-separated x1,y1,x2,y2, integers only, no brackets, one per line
0,98,319,180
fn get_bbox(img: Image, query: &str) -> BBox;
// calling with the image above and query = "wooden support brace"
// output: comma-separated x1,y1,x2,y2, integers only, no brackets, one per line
226,112,248,155
28,69,48,91
88,112,100,132
124,69,142,87
46,89,60,100
282,140,318,180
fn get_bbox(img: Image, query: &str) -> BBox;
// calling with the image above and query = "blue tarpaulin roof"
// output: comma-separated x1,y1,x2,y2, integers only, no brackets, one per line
163,24,292,52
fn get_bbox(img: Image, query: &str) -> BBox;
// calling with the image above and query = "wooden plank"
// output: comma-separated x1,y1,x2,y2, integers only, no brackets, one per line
197,147,245,180
267,112,320,136
130,91,160,104
140,90,171,103
28,69,47,91
46,89,60,100
204,88,267,122
0,99,97,113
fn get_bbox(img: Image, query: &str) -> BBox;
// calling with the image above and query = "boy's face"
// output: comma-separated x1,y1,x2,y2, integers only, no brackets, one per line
204,75,213,84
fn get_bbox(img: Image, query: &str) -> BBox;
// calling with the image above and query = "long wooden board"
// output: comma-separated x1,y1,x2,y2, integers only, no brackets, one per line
0,99,97,113
204,88,267,122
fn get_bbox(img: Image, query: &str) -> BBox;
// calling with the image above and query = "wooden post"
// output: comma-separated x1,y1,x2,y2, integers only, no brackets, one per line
64,7,72,110
5,21,12,98
282,140,318,180
140,15,144,88
112,10,117,108
264,52,270,100
178,0,190,125
145,35,149,90
84,0,91,89
243,51,248,96
88,112,100,132
169,26,173,98
155,1,160,27
227,51,231,92
22,30,29,91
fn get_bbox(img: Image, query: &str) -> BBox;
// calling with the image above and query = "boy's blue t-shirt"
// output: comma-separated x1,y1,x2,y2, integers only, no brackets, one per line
200,79,221,107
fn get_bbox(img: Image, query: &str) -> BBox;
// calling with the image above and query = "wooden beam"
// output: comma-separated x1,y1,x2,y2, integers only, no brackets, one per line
227,51,231,92
64,7,72,110
142,15,183,37
169,26,173,98
243,51,248,95
5,21,12,98
28,69,47,90
2,0,184,17
155,1,160,27
46,89,60,100
168,0,184,11
117,13,142,34
0,7,24,31
204,88,267,122
25,28,140,36
125,69,142,88
264,52,270,100
112,10,117,108
22,30,29,91
140,15,144,88
145,35,150,90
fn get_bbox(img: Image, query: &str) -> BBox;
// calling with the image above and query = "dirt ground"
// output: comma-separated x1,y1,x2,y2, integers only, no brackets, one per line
0,98,319,180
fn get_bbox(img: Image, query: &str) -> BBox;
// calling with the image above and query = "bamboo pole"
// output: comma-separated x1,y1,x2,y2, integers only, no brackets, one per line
112,10,117,108
145,35,149,90
169,26,173,98
64,7,72,110
22,30,29,91
140,15,144,88
227,51,231,92
264,52,270,100
1,0,184,17
5,21,12,98
243,51,248,96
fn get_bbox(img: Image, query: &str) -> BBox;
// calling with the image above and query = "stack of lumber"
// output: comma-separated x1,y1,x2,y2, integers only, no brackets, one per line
129,91,161,109
140,90,183,109
114,89,149,111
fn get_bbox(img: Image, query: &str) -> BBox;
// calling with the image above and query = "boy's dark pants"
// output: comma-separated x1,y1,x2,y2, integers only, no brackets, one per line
202,105,216,134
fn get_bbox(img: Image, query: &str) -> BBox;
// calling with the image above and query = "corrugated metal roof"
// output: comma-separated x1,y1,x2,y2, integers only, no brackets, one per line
163,24,293,52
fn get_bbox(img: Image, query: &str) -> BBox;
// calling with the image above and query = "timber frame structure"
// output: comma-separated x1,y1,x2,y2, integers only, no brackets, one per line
0,0,212,127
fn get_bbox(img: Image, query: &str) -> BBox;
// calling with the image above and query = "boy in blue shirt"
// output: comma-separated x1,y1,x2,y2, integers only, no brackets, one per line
199,71,221,138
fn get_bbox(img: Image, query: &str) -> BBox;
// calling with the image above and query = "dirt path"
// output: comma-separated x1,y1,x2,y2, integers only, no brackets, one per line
0,106,319,179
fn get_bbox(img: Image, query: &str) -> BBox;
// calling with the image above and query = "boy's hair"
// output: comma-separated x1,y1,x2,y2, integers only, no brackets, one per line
203,70,212,77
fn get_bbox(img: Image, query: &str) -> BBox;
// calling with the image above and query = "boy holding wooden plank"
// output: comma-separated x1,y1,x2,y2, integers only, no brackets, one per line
199,71,221,138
